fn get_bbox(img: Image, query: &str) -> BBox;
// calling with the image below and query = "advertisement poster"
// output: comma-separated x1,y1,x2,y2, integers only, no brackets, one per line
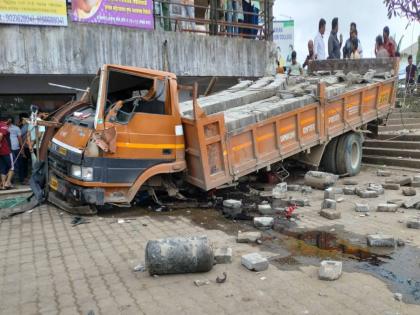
273,20,294,60
0,0,67,26
72,0,154,29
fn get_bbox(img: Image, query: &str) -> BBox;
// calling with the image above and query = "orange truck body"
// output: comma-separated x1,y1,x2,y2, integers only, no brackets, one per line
45,59,399,211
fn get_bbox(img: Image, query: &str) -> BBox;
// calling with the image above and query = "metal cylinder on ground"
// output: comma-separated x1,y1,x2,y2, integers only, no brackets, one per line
145,236,214,275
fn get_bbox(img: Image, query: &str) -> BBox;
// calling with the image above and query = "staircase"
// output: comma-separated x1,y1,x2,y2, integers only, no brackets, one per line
363,111,420,169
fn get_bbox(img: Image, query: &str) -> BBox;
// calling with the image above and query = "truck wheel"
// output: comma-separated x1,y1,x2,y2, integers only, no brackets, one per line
335,132,363,176
320,137,338,174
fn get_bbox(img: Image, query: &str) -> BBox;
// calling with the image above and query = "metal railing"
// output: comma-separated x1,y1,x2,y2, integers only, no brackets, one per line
153,0,272,40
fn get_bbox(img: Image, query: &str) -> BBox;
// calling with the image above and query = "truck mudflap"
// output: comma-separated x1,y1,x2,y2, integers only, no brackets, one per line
48,173,104,214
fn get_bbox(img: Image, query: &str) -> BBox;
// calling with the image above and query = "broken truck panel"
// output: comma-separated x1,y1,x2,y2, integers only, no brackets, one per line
40,59,399,212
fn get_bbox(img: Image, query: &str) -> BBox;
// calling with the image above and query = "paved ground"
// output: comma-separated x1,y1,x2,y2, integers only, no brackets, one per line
1,165,420,315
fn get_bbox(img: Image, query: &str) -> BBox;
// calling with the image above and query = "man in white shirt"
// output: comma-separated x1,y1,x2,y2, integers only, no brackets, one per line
314,18,326,60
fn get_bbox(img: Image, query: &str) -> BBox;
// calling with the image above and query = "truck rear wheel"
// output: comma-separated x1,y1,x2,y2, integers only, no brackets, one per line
335,132,363,176
320,137,338,174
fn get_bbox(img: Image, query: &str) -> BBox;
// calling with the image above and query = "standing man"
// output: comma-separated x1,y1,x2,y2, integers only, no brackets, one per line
343,23,363,58
0,118,13,190
383,26,396,57
406,55,418,94
7,117,23,185
303,40,315,68
314,18,326,60
328,17,343,59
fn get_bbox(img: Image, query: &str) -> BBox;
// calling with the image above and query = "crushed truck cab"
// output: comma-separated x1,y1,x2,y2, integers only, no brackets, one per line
44,59,399,213
48,65,186,212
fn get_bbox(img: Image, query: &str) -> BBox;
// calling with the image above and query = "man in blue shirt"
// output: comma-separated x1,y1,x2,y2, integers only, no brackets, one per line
328,17,343,59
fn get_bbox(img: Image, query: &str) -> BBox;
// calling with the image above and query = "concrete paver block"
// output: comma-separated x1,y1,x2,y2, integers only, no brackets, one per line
377,169,391,177
324,187,335,200
322,199,337,210
320,208,341,220
241,253,269,271
407,217,420,229
214,247,233,264
287,184,301,191
319,260,343,280
272,183,287,199
367,234,395,247
402,187,416,196
355,203,370,212
383,183,400,190
223,199,242,208
253,217,274,228
237,231,262,243
376,203,398,212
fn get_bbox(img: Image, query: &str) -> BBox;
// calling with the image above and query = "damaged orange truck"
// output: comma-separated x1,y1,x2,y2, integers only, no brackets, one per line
40,59,399,213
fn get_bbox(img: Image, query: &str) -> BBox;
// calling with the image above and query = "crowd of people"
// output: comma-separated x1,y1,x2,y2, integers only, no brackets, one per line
277,17,411,77
0,113,44,190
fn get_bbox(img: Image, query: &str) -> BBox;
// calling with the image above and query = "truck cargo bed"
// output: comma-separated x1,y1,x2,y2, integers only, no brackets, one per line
180,58,399,190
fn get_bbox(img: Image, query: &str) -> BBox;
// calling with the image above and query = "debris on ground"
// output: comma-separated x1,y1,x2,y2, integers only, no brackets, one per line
382,183,400,190
194,279,210,287
318,260,342,281
320,208,341,220
367,234,395,247
253,217,274,229
288,197,309,207
133,263,146,272
258,203,274,215
406,217,420,229
394,293,403,302
376,203,398,212
403,196,420,208
214,247,233,264
71,216,90,227
355,203,369,212
343,186,356,195
402,187,416,196
377,169,391,177
237,231,262,243
322,199,336,210
343,179,357,185
272,182,287,199
287,184,301,191
324,187,335,200
216,272,227,283
304,171,338,189
356,189,378,198
367,183,384,195
241,253,269,272
145,236,213,275
386,177,412,186
223,199,242,217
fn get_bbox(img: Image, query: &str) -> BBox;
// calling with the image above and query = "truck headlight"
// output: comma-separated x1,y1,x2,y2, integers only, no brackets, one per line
71,165,82,178
82,167,93,181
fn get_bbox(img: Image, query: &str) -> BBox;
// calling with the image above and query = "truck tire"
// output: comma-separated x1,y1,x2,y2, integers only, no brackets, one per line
335,132,363,176
320,137,338,174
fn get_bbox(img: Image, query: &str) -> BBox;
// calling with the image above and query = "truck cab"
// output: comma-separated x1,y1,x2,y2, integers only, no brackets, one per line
48,65,186,212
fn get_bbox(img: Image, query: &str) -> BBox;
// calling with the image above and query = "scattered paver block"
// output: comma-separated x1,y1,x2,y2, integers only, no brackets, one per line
272,198,289,208
367,234,395,247
394,293,403,302
324,187,335,200
241,253,269,271
387,199,404,207
237,231,262,243
214,247,233,264
337,197,344,203
386,177,412,186
304,171,338,189
376,203,398,212
334,187,344,194
272,183,287,199
403,196,420,208
355,203,369,212
301,185,312,194
406,217,420,229
288,198,309,207
413,175,420,182
258,204,273,215
367,183,384,195
343,186,356,195
254,217,274,228
343,179,357,185
402,187,416,196
320,208,341,220
319,260,342,281
356,189,378,198
287,184,301,191
223,199,242,208
322,199,337,209
383,183,400,190
377,169,391,177
411,181,420,188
